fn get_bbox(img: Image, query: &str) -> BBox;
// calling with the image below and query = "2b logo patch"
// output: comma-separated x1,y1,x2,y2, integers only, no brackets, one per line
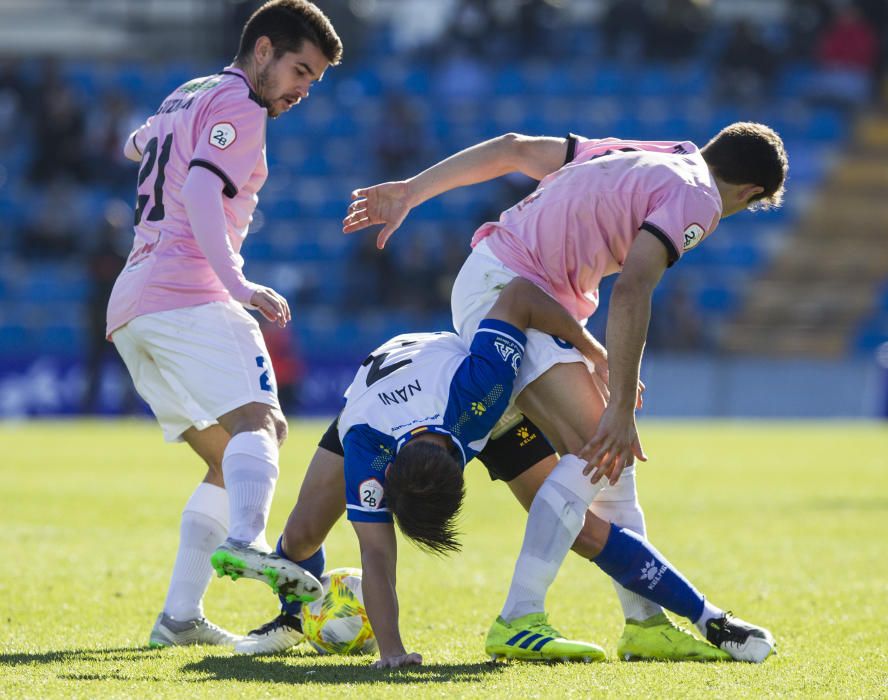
209,122,236,150
682,223,705,250
359,479,384,509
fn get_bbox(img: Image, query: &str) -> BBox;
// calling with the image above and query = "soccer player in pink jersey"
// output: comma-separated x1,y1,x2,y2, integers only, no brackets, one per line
344,123,788,662
106,0,342,647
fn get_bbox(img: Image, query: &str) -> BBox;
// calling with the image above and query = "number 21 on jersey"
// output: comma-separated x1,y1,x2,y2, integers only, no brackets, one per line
134,133,173,225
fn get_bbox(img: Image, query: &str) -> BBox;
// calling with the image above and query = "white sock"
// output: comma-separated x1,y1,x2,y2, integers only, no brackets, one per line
163,482,228,621
694,600,725,636
222,430,279,547
501,455,603,622
589,467,663,622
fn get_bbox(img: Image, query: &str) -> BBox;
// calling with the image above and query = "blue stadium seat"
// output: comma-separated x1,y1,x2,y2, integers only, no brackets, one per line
720,243,763,270
854,314,888,351
111,63,149,100
636,66,674,98
494,67,526,96
807,108,845,142
697,284,738,313
590,65,634,97
40,324,83,355
776,64,817,99
0,324,28,355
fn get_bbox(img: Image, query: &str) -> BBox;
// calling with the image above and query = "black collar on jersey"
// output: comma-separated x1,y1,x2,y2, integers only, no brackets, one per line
220,69,265,108
396,426,466,468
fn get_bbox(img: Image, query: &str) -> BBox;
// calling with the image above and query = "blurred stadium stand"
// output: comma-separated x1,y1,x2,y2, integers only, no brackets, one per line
0,0,885,418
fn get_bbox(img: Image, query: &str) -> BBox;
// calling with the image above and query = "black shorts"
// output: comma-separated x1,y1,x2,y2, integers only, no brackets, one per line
317,414,345,456
317,413,556,482
476,414,556,482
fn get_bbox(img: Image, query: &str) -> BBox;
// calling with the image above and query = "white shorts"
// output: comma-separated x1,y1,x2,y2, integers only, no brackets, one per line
112,300,279,442
451,239,591,398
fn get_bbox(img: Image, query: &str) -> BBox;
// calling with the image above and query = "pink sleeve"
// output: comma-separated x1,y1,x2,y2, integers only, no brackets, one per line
181,166,258,304
124,117,154,162
568,134,620,164
640,187,721,267
189,93,266,197
123,130,141,162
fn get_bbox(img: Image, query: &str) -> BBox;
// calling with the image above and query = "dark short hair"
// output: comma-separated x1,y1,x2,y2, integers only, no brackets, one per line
236,0,343,65
701,122,788,210
385,440,465,556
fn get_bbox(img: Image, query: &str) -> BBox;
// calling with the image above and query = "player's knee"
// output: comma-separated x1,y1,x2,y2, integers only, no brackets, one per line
270,410,288,446
204,461,225,486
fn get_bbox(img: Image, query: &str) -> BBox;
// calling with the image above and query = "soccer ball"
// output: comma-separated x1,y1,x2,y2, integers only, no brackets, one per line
301,567,377,655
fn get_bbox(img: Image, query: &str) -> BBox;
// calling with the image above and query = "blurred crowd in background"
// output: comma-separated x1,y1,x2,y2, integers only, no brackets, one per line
0,0,886,415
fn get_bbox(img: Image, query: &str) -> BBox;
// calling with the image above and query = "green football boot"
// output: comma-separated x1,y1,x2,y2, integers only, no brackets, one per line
210,540,322,603
617,612,730,662
485,613,606,662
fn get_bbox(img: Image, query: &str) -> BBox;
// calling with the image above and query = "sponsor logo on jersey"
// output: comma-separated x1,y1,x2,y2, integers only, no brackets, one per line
515,190,543,212
180,76,222,94
209,122,237,150
640,558,667,590
124,237,160,272
682,223,705,250
377,379,422,406
494,339,522,375
516,425,537,447
359,478,384,509
391,414,440,433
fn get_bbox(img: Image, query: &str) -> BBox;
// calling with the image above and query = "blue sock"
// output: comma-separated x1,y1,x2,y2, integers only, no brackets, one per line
275,535,325,616
592,524,705,622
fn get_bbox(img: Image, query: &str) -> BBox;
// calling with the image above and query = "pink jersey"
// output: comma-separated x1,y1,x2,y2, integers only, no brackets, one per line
472,136,722,319
106,67,268,336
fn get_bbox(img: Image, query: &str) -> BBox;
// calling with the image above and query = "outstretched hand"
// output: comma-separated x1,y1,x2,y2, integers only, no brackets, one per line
371,652,423,669
343,181,412,249
578,404,647,485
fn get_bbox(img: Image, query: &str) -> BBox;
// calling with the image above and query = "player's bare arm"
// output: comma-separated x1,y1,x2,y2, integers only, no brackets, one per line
580,232,668,484
488,278,608,373
352,520,422,668
343,134,570,248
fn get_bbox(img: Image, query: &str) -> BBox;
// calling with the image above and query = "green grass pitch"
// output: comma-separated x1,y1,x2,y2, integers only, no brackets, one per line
1,419,886,699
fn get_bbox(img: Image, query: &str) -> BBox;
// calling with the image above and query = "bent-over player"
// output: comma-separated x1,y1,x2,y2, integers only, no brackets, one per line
343,122,787,663
223,278,771,667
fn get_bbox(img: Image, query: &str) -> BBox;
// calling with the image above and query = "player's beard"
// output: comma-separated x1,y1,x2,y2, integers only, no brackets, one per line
257,63,286,119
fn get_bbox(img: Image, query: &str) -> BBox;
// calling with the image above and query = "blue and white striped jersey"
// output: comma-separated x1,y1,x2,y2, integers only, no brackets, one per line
339,319,526,523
